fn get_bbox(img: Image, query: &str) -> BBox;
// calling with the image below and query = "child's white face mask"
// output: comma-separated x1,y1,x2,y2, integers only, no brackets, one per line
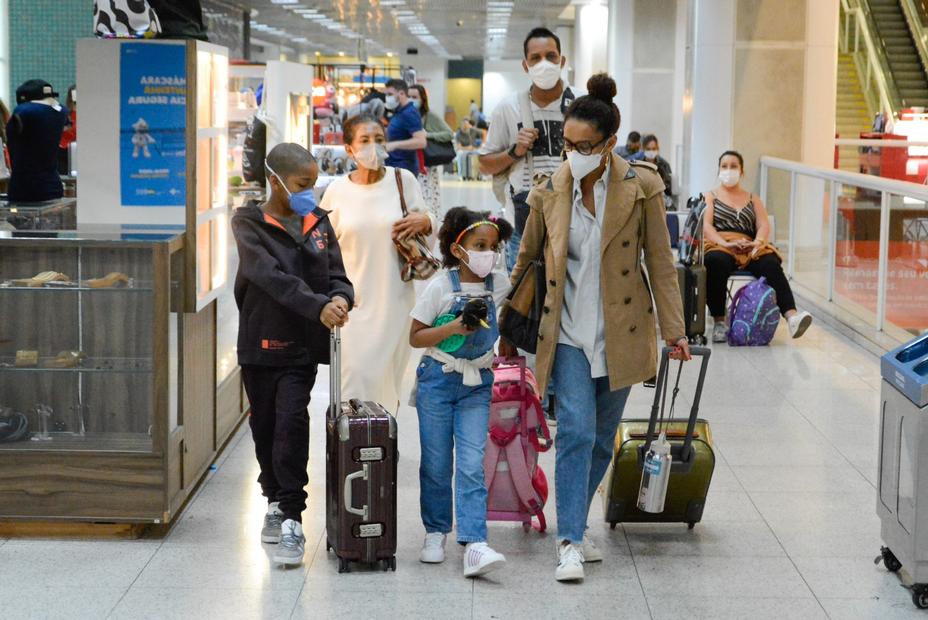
463,250,497,278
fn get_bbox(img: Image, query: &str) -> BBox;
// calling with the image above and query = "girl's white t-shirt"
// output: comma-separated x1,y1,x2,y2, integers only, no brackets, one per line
410,270,511,327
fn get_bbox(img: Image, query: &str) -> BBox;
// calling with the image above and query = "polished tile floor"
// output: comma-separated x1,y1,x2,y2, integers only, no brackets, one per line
2,181,921,619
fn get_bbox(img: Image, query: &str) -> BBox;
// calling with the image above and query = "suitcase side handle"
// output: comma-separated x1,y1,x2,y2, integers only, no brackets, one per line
344,464,369,521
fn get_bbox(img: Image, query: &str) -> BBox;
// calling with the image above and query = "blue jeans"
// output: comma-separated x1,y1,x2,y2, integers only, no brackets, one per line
550,344,631,543
506,193,530,273
415,358,494,543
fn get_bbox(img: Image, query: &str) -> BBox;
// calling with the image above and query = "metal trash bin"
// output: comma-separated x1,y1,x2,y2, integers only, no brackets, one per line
877,333,928,609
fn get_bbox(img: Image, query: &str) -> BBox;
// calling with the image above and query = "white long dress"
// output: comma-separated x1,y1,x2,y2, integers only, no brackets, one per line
321,167,436,410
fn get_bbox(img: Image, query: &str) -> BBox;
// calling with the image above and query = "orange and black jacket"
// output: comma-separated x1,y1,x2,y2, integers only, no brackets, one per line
231,201,353,367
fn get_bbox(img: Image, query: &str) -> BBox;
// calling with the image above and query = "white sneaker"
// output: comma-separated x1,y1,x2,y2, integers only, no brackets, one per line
420,532,447,564
788,311,812,339
261,502,284,544
581,535,603,563
272,519,305,566
463,542,506,578
555,541,585,582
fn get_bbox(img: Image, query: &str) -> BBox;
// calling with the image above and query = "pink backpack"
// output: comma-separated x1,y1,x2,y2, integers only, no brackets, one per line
483,357,552,532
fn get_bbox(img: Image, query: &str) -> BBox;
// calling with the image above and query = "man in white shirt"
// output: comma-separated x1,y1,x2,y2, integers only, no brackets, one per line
478,27,581,272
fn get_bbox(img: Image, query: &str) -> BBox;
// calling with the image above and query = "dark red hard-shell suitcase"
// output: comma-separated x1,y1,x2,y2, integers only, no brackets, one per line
325,327,398,572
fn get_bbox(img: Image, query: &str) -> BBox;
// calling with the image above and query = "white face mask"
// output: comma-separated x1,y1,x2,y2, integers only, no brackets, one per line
644,149,659,160
719,169,741,187
385,94,399,110
566,150,604,180
463,249,497,279
527,59,562,90
353,143,388,170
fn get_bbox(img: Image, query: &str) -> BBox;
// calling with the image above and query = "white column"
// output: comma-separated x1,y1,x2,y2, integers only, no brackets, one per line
682,0,735,198
574,0,610,89
556,25,576,86
607,0,634,134
796,0,840,250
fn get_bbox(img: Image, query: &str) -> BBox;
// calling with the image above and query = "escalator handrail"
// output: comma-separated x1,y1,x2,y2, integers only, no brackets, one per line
899,0,928,85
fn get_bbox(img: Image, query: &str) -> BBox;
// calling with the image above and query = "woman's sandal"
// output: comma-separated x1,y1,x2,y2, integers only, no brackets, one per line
83,272,130,289
12,271,71,287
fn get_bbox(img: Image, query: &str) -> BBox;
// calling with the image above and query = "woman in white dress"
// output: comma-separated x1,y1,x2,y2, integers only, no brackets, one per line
320,114,436,409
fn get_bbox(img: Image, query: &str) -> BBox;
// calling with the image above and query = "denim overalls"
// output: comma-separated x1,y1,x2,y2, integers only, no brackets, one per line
415,268,498,543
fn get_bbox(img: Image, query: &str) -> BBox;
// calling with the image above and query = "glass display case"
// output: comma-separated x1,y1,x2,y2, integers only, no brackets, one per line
0,199,77,231
0,229,180,458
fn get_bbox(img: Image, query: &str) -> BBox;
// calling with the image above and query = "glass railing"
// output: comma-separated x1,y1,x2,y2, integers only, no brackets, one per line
760,156,928,345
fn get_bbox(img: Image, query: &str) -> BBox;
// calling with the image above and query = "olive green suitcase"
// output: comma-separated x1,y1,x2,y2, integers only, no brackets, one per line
602,346,715,529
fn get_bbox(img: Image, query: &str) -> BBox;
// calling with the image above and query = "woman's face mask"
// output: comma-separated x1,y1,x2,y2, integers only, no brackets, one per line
719,168,741,187
352,143,388,170
644,149,659,160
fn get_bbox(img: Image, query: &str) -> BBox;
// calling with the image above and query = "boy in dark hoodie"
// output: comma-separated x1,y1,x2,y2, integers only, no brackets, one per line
231,142,353,567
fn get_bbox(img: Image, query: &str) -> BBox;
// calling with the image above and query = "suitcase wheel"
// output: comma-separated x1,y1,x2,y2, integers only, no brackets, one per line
325,542,332,553
878,546,902,573
338,558,350,573
389,556,397,572
610,523,617,530
912,585,928,609
522,521,532,533
687,522,696,530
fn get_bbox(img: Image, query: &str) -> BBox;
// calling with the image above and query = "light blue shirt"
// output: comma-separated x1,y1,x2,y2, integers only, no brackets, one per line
559,161,610,378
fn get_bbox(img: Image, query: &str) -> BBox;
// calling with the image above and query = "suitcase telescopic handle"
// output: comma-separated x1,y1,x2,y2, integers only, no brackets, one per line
643,345,711,458
329,326,340,420
344,463,369,521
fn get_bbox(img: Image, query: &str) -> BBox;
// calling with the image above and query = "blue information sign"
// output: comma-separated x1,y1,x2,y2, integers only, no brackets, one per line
119,43,187,206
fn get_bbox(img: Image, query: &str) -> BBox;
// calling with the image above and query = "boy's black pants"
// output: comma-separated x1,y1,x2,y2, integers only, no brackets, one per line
241,364,317,523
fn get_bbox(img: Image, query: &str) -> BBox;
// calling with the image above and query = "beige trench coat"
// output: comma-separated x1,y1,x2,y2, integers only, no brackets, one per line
511,152,686,394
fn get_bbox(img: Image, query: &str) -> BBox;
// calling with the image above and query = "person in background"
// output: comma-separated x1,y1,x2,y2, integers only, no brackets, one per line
0,99,11,183
384,78,428,176
469,99,480,125
231,143,353,567
615,130,640,159
455,119,481,181
320,114,436,410
702,150,813,342
500,73,689,582
410,207,513,578
6,79,68,203
409,84,453,220
59,85,77,175
478,26,581,272
632,134,673,207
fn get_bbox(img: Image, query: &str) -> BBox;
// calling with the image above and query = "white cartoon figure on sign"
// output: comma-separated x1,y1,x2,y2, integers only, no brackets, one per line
131,118,156,158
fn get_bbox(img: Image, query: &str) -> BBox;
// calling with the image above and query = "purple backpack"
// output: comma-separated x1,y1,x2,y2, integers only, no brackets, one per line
727,277,780,346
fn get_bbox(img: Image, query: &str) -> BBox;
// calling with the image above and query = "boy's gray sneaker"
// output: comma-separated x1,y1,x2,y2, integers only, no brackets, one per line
712,322,728,343
261,502,284,543
273,519,305,565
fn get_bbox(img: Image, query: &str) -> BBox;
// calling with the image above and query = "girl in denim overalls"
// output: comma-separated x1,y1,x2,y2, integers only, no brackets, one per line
409,207,513,578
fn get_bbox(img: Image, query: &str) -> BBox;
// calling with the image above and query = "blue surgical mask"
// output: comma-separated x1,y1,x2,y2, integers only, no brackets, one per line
266,160,317,216
411,99,421,110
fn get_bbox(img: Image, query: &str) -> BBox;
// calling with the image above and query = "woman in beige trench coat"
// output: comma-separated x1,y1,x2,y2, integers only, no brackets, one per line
500,74,690,583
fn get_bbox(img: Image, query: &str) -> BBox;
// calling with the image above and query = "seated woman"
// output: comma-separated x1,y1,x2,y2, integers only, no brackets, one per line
703,150,813,343
633,134,673,208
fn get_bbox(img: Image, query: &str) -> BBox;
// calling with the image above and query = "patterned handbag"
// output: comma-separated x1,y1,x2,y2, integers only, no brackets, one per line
93,0,162,39
393,169,440,282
